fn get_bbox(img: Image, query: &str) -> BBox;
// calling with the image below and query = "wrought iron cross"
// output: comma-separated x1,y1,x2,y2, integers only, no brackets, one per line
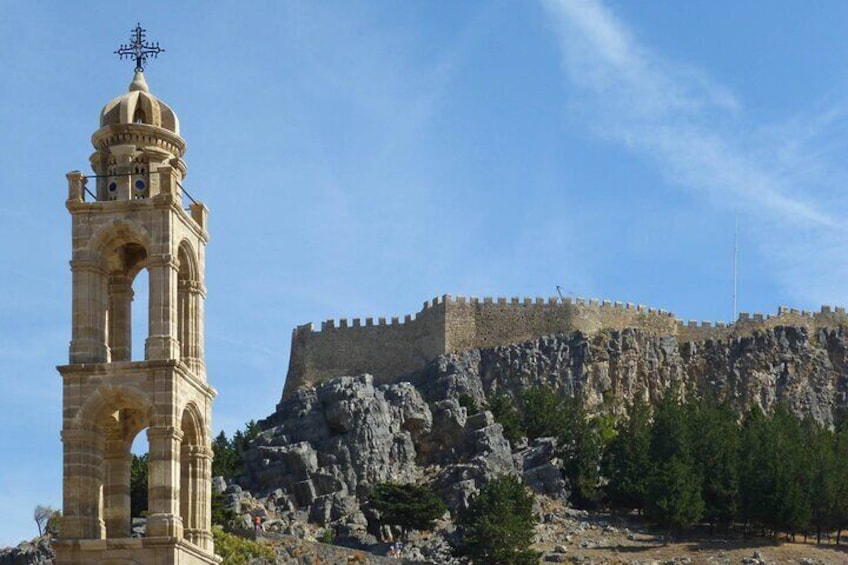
115,23,164,72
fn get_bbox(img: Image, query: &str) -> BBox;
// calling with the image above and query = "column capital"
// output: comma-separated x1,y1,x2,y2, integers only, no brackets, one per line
69,259,107,275
146,254,179,270
147,425,184,442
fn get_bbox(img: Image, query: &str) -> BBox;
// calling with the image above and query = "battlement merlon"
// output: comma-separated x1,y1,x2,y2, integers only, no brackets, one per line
283,295,848,401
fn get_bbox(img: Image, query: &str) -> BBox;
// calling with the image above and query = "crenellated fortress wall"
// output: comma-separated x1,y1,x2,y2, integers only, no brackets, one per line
282,295,848,399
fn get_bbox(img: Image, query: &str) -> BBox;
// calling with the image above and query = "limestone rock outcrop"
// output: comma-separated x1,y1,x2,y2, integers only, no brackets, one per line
240,373,533,533
425,326,848,426
242,325,848,534
0,536,54,565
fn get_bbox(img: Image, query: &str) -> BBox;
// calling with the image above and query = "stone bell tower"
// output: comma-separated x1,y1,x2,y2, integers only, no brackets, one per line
55,25,218,565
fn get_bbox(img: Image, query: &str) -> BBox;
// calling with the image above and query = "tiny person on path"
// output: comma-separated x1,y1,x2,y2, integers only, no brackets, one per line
254,515,262,531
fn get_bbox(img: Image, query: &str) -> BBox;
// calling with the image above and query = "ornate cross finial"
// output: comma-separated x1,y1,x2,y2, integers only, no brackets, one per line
115,23,164,72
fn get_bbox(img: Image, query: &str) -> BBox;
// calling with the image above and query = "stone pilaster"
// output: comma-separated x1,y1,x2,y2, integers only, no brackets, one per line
60,428,105,539
69,260,109,363
146,425,184,538
146,256,180,360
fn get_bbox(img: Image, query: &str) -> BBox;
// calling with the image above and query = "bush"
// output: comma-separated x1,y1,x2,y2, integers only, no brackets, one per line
458,393,479,415
211,526,275,565
370,482,446,539
455,475,539,565
488,393,524,443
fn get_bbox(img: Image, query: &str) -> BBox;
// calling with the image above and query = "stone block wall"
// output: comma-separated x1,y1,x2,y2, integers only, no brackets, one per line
282,294,848,401
284,297,448,398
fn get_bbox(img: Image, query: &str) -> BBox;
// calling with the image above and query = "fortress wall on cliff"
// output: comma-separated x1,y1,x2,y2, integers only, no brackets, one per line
675,305,848,342
282,294,848,401
444,295,678,352
284,297,448,398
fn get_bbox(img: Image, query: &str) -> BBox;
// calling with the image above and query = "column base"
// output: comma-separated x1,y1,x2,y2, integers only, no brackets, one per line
146,513,184,538
54,536,220,565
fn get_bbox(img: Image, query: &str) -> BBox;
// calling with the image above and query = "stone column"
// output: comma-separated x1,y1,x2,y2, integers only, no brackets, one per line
146,426,183,538
69,259,109,364
178,281,205,372
146,256,180,360
181,444,212,549
102,438,131,538
60,428,105,539
108,276,133,362
194,284,207,375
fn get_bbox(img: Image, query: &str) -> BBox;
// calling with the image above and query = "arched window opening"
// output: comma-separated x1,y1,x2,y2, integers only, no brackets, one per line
133,107,146,124
131,268,149,361
177,243,199,368
129,430,149,533
180,405,208,547
87,399,151,540
104,241,147,363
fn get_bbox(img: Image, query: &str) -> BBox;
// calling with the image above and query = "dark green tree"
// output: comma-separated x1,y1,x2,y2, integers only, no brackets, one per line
370,482,446,539
739,406,773,532
557,395,603,508
488,393,524,444
646,393,703,534
212,430,239,478
519,386,566,441
211,420,263,480
688,396,740,530
604,397,652,513
130,453,148,518
832,427,848,544
211,489,236,527
806,421,837,543
454,475,539,565
458,393,479,415
768,405,813,537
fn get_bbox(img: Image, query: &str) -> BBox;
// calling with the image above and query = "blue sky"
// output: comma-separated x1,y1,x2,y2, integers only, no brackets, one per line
2,0,848,545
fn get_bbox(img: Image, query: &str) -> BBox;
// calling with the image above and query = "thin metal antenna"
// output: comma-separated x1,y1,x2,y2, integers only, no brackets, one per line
733,214,739,321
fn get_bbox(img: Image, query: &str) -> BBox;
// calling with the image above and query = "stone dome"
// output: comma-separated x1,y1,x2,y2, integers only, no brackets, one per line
99,71,180,135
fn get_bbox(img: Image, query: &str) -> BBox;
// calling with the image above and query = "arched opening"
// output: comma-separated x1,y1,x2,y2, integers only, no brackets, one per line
179,403,210,548
131,268,149,361
133,107,146,124
67,387,154,540
177,242,201,369
102,240,147,363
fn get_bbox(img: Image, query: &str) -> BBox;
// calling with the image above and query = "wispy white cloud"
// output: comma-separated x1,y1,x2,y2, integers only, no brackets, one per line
541,0,848,306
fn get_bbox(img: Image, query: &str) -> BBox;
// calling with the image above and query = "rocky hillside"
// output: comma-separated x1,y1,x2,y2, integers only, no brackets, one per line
415,325,848,424
238,325,848,547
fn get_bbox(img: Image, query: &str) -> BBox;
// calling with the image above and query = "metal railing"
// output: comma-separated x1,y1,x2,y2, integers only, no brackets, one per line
79,172,198,209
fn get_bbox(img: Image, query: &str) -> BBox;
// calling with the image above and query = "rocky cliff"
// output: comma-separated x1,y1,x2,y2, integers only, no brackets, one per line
239,325,848,544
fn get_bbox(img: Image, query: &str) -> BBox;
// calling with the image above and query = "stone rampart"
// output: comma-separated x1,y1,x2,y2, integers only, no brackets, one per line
282,295,848,400
285,297,448,398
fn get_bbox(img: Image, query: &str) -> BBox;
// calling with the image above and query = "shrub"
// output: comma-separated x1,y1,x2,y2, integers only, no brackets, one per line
454,475,539,565
370,482,446,539
488,393,524,443
211,526,275,565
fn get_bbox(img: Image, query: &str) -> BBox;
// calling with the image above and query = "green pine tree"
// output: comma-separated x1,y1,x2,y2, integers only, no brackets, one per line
688,395,740,530
370,482,446,539
488,393,524,444
604,397,652,513
455,475,540,565
646,392,703,534
557,395,603,508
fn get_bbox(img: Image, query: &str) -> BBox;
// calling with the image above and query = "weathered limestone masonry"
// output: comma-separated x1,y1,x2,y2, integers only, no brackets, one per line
284,294,848,399
56,71,219,565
